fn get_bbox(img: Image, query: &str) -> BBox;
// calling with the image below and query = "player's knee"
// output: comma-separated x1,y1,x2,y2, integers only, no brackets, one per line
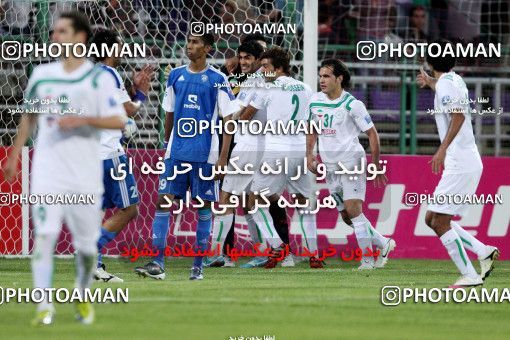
344,207,361,220
430,215,444,233
156,195,172,211
340,210,352,226
123,204,139,220
425,211,433,228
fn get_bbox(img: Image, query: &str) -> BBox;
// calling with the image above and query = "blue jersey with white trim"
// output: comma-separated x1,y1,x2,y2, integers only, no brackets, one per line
162,65,236,163
98,63,131,160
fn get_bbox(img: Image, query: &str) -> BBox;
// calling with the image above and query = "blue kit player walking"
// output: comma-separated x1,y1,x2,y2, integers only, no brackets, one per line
135,32,237,280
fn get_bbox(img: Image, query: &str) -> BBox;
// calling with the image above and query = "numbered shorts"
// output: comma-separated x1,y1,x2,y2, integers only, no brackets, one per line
158,157,219,202
102,155,139,210
326,171,367,211
31,190,102,254
251,155,311,196
428,170,482,217
222,143,263,195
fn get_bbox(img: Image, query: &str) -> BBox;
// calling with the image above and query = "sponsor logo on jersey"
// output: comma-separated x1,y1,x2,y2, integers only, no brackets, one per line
323,128,336,136
183,94,201,110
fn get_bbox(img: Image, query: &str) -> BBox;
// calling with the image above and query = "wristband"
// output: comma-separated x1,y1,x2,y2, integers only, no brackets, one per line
133,89,147,102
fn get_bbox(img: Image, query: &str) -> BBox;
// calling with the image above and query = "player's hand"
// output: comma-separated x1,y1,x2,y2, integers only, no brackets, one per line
307,154,318,175
214,158,228,180
224,56,238,75
163,64,172,79
373,172,388,188
133,64,155,94
2,155,18,183
58,116,87,130
429,146,446,175
417,67,433,88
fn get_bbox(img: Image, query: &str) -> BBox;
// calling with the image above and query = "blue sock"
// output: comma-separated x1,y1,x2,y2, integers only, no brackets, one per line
193,208,212,268
152,211,171,269
97,227,118,268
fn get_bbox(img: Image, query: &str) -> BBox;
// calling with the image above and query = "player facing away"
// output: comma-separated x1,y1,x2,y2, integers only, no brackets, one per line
239,47,322,269
134,33,237,280
417,39,499,287
306,59,396,270
91,29,154,283
2,12,127,325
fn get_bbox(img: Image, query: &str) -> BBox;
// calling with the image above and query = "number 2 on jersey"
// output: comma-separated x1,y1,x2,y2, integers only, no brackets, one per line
290,94,299,122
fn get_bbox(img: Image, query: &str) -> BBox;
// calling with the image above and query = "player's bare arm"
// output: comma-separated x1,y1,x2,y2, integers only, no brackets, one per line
2,114,37,182
306,129,318,174
164,111,174,144
366,126,387,187
429,110,465,174
417,67,437,90
215,114,234,180
238,105,258,121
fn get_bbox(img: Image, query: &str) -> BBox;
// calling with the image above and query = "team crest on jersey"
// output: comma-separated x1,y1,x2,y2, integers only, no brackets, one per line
201,74,208,82
441,95,451,106
239,92,246,101
109,97,117,107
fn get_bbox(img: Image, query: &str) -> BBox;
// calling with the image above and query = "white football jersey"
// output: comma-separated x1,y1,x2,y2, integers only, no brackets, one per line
433,72,483,174
26,60,127,193
97,64,131,160
308,90,373,170
235,71,266,148
250,76,312,153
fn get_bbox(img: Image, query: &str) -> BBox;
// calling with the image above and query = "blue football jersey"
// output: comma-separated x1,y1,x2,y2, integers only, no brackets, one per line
162,64,236,163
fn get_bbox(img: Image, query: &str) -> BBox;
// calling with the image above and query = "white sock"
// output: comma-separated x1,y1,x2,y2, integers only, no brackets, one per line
32,233,58,311
450,221,486,258
210,214,234,255
440,228,478,279
298,213,317,253
245,214,267,257
75,250,96,297
360,214,388,249
351,215,373,259
245,214,261,243
252,208,282,248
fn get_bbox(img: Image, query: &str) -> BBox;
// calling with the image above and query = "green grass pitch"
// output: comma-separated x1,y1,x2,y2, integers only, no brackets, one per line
0,257,509,339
